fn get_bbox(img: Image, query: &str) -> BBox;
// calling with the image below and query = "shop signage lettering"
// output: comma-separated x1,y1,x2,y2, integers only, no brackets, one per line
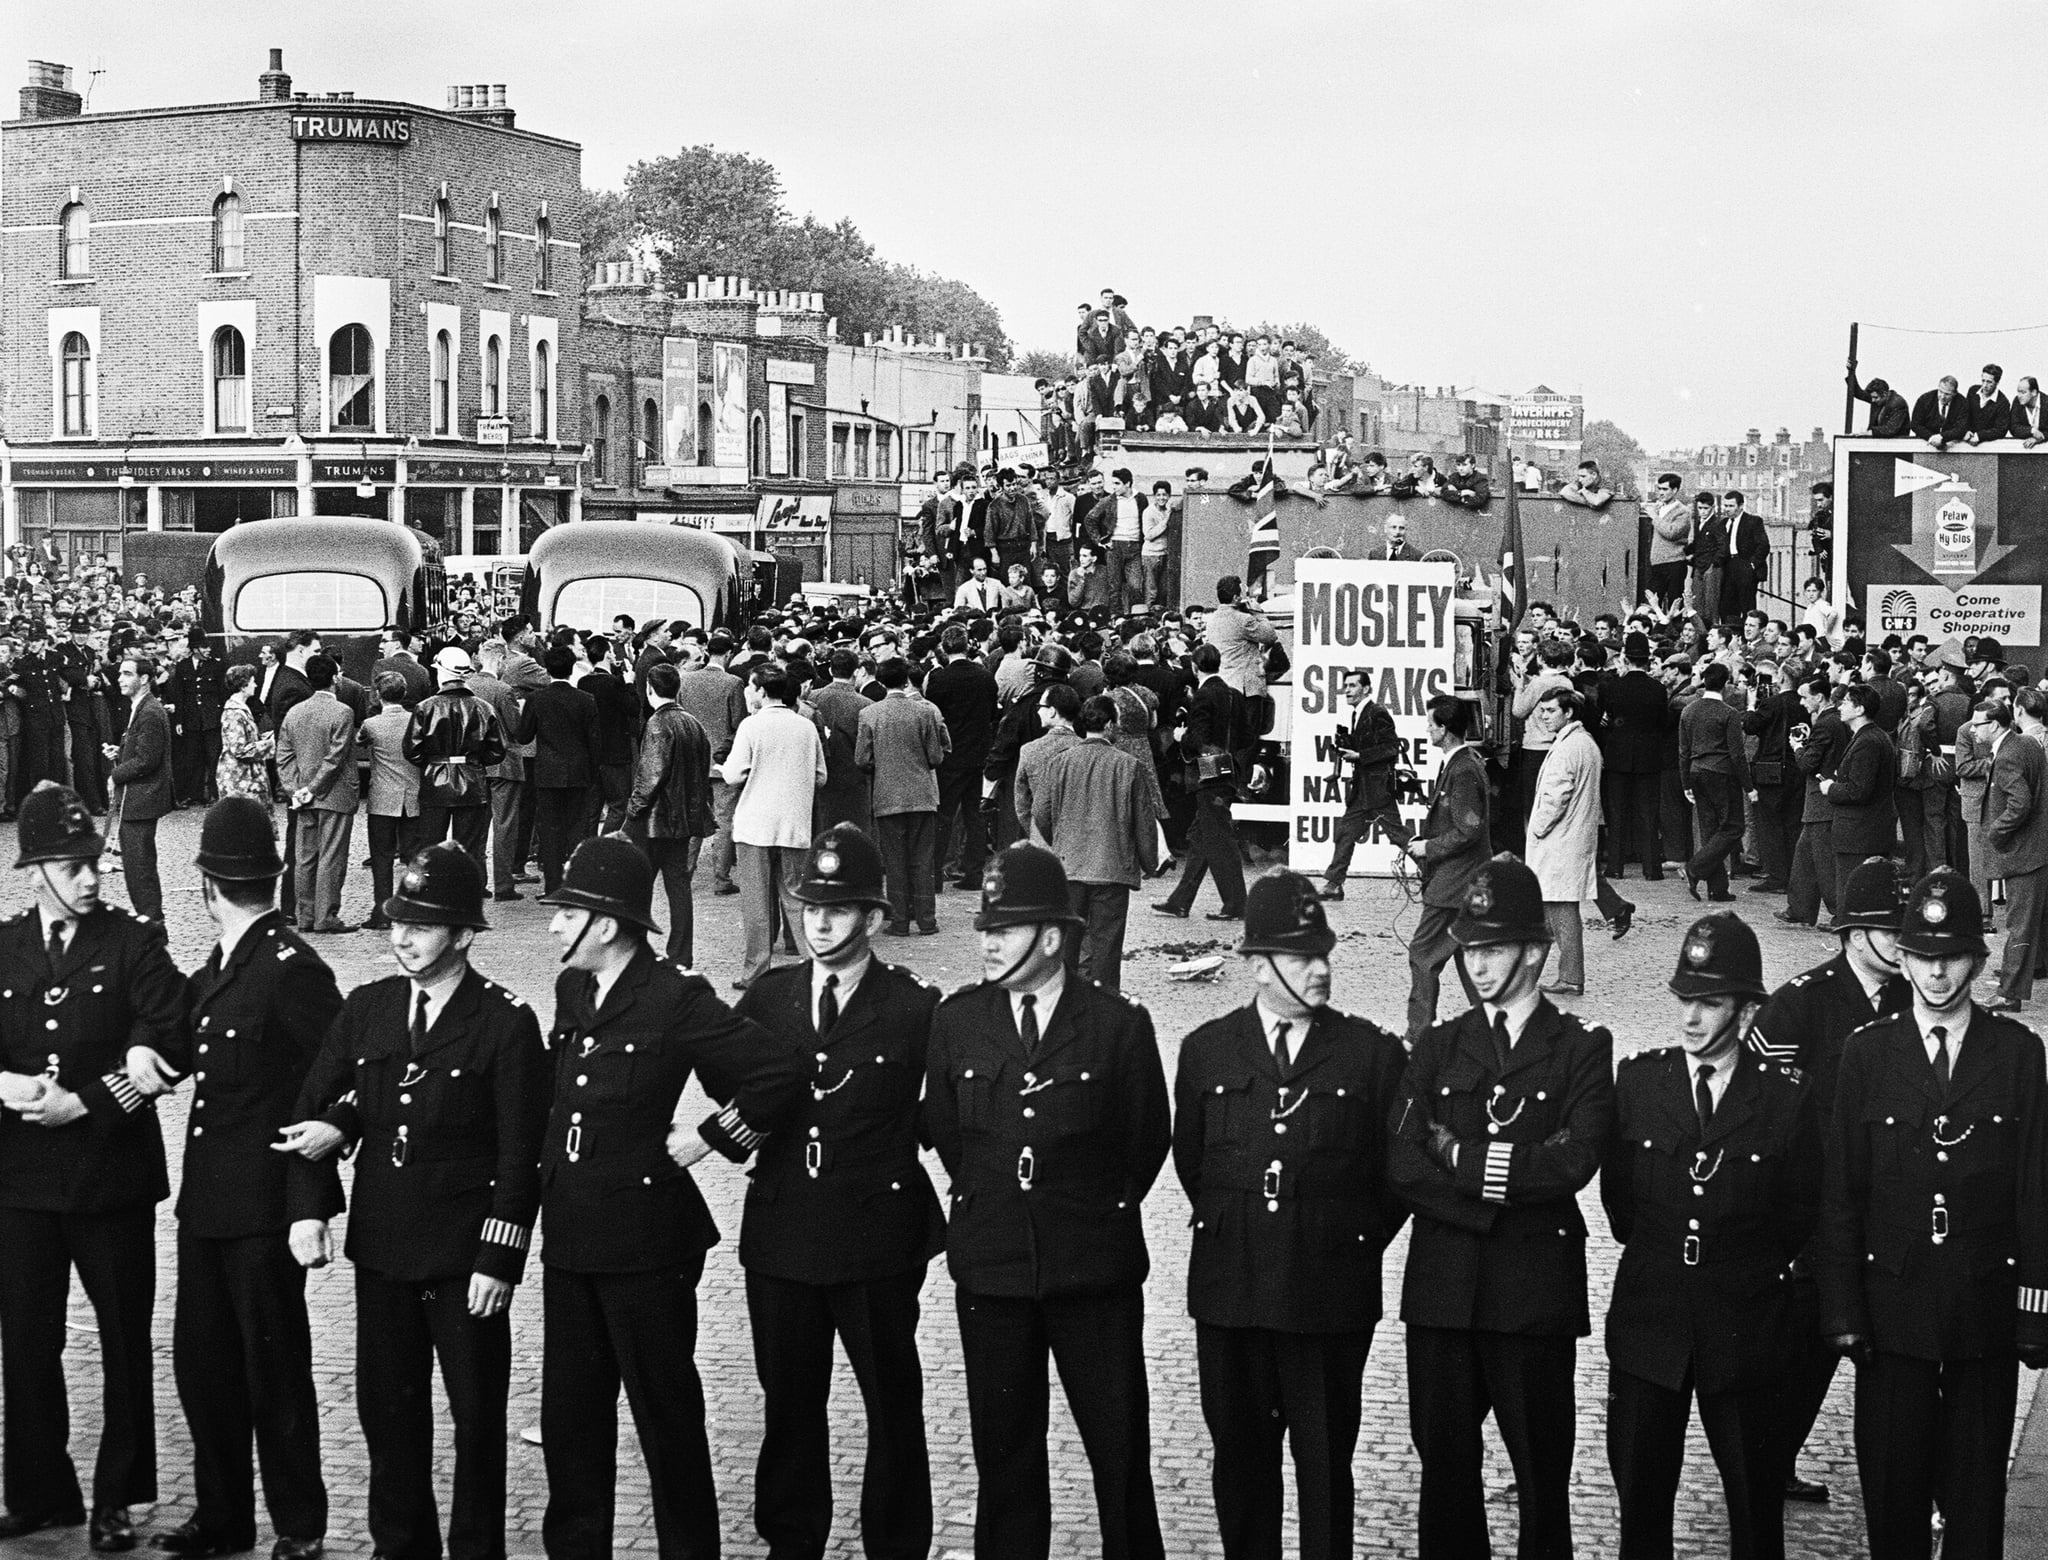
290,112,412,144
312,459,396,483
10,459,297,484
410,458,552,484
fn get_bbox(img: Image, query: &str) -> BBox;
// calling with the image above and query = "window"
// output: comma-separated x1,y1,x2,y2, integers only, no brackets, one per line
854,426,871,478
60,331,93,434
790,410,807,478
535,215,552,290
909,430,929,480
212,193,244,272
483,335,502,416
555,578,705,632
212,326,248,432
232,572,387,632
433,197,450,275
593,395,611,482
697,402,713,466
432,329,452,436
936,432,955,473
59,202,89,278
484,205,501,283
748,412,765,477
831,423,850,477
532,339,552,439
641,397,659,472
329,323,374,429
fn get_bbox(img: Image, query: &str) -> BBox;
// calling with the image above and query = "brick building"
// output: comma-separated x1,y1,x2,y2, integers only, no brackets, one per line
0,51,584,570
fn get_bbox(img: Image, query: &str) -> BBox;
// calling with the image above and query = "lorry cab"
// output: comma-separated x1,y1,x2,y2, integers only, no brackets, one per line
519,521,745,636
201,517,446,685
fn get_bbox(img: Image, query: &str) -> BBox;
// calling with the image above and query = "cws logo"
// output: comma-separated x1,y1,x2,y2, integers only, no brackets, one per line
1879,589,1921,635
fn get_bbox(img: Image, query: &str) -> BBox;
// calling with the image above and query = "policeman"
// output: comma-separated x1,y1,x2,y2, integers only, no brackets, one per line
923,841,1172,1560
278,843,549,1560
58,614,107,811
733,823,944,1560
1387,856,1615,1560
1747,855,1909,1502
1172,869,1408,1560
0,782,188,1550
1603,912,1819,1560
1816,868,2048,1560
139,799,343,1560
15,624,68,791
535,836,808,1560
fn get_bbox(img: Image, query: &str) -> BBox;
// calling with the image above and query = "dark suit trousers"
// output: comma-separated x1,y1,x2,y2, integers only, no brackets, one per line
368,813,426,915
172,728,207,805
1406,1326,1576,1560
1777,1274,1837,1480
1648,561,1688,610
535,785,589,895
354,1267,511,1560
644,835,695,966
876,810,937,928
1856,1351,2017,1560
1604,770,1664,877
1406,904,1482,1041
542,1257,717,1560
173,1231,325,1543
1607,1365,1782,1560
68,716,105,808
1197,1322,1374,1560
293,809,351,929
1788,819,1837,924
1686,770,1745,893
417,804,489,868
1065,881,1131,990
1897,786,1949,881
487,777,521,893
745,1267,931,1560
0,1206,157,1514
1997,863,2048,1002
1163,788,1246,915
955,1285,1165,1560
1326,774,1410,880
1752,783,1795,888
935,767,989,880
119,816,162,921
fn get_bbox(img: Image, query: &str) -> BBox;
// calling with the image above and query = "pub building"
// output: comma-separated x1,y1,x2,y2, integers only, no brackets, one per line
0,53,584,572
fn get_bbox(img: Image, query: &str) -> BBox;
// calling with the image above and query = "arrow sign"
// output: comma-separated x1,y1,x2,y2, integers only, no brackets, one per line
1894,458,1953,498
1893,462,2017,581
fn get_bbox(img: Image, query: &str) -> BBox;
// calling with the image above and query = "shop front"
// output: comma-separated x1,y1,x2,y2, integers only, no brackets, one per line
6,455,300,573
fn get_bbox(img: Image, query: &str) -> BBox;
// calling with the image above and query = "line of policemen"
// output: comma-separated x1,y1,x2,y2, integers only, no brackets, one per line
2,767,2046,1560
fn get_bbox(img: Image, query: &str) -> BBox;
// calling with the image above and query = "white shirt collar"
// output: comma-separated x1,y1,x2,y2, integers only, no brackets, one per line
1482,986,1543,1048
216,910,270,963
1009,964,1066,1038
1254,998,1312,1060
812,954,872,1031
37,906,76,954
1913,1004,1969,1066
1690,1047,1738,1111
408,963,468,1033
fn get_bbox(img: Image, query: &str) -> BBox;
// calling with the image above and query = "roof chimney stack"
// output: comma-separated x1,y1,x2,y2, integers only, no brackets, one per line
20,60,81,120
258,48,292,102
444,80,515,129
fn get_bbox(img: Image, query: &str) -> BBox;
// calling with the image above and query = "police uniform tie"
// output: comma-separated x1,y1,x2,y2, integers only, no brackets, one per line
1931,1025,1951,1096
1492,1010,1513,1075
1273,1020,1293,1076
1018,993,1039,1057
1695,1062,1716,1134
818,973,840,1038
46,920,66,966
410,990,430,1058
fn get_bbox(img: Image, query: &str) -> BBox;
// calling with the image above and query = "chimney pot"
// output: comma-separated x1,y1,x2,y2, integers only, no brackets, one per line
492,84,506,106
268,48,283,70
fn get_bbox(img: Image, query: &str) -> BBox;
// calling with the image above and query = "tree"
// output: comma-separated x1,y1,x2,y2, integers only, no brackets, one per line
1580,419,1646,499
1242,321,1362,375
1015,349,1076,382
580,188,635,288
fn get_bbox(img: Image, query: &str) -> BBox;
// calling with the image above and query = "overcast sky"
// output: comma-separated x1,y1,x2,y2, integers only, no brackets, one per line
14,0,2048,449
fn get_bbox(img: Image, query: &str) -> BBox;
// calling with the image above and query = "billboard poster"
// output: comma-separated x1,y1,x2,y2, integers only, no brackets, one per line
1841,446,2048,647
768,384,789,474
713,343,749,469
661,338,698,469
1289,557,1457,876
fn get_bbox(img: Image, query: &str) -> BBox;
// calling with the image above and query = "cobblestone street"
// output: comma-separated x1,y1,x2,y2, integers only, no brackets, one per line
0,809,1938,1557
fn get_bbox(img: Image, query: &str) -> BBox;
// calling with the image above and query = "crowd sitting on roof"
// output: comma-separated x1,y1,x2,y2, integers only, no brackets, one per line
1848,362,2048,447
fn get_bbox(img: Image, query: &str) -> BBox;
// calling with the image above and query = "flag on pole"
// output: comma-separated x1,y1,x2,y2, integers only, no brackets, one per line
1499,446,1526,633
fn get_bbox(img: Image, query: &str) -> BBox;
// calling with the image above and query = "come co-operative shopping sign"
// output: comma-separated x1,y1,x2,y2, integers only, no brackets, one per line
1289,557,1457,876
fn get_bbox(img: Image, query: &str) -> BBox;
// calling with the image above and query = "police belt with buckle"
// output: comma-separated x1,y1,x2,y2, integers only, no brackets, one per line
361,1129,495,1168
797,1138,901,1179
1199,1163,1360,1200
1877,1208,2012,1247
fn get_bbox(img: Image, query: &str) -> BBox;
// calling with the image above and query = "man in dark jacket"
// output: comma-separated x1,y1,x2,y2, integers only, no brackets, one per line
1784,677,1848,927
1679,662,1754,902
1964,364,2010,445
148,798,343,1560
577,639,639,836
279,843,548,1560
1153,644,1248,922
1320,667,1409,900
1847,371,1910,437
1174,872,1406,1560
1604,912,1818,1559
1400,695,1492,1040
1743,660,1804,893
924,843,1171,1560
1388,858,1614,1560
514,646,599,896
106,653,175,921
1819,684,1898,892
734,825,944,1560
1911,375,1970,450
1600,633,1670,881
1689,495,1730,626
925,625,998,887
623,662,711,967
402,648,506,866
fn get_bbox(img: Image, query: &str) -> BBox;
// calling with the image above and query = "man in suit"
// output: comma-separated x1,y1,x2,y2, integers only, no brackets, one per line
1817,870,2048,1560
1601,633,1669,883
926,626,998,888
1978,693,2048,1012
278,844,549,1560
1373,513,1424,562
369,629,432,710
264,639,316,923
1154,644,1248,922
622,662,712,968
855,658,950,937
104,654,175,922
810,649,874,837
1720,493,1770,621
513,645,599,897
1964,363,2010,446
576,640,638,836
1688,493,1728,626
1388,858,1614,1560
1173,872,1407,1560
145,798,341,1560
1603,912,1818,1560
1743,658,1805,894
276,654,359,935
924,843,1171,1560
1819,684,1898,899
733,825,943,1560
2011,376,2048,446
1784,677,1849,928
1861,647,1910,737
1202,575,1279,700
1320,667,1411,901
0,783,191,1550
675,641,749,895
1911,375,1970,450
1401,695,1492,1040
1679,662,1754,902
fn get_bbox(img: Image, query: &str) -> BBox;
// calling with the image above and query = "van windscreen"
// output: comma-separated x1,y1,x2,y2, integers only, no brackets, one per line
553,577,703,631
232,572,388,632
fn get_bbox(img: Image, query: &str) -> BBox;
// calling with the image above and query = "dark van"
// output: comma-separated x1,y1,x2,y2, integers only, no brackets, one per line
520,521,745,635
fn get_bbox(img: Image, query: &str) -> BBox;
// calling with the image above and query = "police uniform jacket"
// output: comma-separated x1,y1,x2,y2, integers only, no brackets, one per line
1602,1046,1818,1394
925,977,1171,1299
735,959,945,1285
540,945,809,1275
1816,1007,2048,1359
294,968,548,1284
179,912,345,1238
1749,950,1907,1139
0,904,188,1211
1173,1004,1408,1333
1388,999,1615,1335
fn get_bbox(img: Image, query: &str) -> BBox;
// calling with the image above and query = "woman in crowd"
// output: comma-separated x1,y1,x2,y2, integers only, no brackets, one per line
216,662,273,806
